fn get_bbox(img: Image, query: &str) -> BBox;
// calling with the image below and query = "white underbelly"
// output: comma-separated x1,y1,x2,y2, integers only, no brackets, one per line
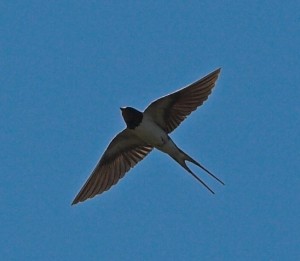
135,119,168,146
134,118,179,156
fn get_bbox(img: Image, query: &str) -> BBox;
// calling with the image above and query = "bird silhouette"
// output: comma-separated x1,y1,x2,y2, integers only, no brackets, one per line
72,68,223,205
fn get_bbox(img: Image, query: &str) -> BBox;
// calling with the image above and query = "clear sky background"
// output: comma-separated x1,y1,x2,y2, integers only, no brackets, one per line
1,1,300,260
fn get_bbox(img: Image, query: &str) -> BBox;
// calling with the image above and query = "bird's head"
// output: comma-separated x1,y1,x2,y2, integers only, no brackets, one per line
120,107,143,129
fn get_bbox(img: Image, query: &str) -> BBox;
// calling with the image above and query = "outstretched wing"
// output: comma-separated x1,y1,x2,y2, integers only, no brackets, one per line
72,129,153,204
144,68,221,133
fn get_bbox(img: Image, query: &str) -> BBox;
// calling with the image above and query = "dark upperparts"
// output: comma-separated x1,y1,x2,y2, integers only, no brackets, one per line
120,107,143,129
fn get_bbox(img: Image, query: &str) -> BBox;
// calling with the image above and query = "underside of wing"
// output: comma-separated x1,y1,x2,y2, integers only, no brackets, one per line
144,68,221,133
72,129,153,205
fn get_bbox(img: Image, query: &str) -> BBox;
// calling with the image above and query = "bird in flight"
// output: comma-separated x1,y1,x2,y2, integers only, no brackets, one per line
72,68,223,205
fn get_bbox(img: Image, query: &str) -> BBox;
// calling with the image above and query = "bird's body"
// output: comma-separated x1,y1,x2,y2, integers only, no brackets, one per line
72,68,223,205
134,114,169,148
121,108,182,168
132,117,180,162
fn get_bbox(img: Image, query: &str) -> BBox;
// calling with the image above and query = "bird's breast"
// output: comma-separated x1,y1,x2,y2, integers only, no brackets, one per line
134,118,168,147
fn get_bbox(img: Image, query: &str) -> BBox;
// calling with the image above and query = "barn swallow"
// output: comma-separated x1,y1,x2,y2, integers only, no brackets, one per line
72,68,223,205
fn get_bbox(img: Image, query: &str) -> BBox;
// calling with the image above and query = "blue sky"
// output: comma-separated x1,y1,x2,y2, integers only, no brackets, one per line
1,1,300,260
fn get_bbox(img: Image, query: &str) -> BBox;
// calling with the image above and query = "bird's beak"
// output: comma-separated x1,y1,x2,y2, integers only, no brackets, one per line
120,107,125,111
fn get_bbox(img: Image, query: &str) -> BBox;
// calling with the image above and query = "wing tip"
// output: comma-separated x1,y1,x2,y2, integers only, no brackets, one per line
71,196,80,205
211,67,222,76
71,195,91,205
71,191,91,205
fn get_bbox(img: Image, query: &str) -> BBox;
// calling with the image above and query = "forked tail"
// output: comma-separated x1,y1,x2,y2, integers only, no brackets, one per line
172,148,224,194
